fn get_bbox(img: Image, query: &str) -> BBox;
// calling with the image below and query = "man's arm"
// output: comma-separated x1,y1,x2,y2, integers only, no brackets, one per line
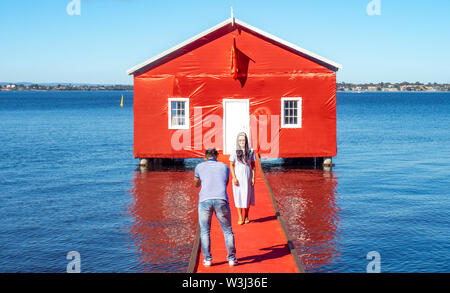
194,177,201,187
194,165,201,187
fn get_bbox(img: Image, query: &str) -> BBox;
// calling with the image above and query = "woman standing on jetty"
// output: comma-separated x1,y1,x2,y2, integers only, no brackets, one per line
230,132,256,225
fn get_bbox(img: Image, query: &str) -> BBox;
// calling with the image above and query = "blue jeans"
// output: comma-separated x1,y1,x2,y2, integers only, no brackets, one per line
198,199,236,261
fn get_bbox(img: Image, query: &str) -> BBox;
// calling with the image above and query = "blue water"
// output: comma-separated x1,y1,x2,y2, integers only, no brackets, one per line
333,92,450,273
0,90,449,273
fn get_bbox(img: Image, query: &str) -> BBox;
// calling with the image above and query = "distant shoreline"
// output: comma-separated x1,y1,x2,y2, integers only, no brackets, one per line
337,82,449,92
1,81,449,92
2,90,448,94
1,89,449,93
0,83,133,91
337,90,450,93
0,89,133,92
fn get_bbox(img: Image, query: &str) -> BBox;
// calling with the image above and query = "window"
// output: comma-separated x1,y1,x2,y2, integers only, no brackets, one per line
168,98,189,129
281,97,302,128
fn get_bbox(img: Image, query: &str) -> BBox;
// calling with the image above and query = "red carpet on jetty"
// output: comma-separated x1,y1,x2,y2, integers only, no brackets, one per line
192,154,303,273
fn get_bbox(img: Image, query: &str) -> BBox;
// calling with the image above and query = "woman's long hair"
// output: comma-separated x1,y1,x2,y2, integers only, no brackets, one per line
236,132,250,164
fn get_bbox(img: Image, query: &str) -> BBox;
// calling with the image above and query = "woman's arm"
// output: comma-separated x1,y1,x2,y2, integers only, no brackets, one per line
230,161,239,186
250,150,256,186
251,161,256,186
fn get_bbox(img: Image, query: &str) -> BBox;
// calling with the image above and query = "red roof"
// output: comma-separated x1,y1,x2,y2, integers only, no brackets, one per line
127,17,342,75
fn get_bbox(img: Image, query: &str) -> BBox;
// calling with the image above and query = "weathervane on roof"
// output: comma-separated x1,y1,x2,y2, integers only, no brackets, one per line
231,7,235,26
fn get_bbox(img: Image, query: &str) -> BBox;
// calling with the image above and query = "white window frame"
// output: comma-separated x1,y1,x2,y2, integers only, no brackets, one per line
281,97,302,128
168,98,190,129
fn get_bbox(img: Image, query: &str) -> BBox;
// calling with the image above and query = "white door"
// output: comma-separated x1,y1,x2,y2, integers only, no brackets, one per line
223,99,250,155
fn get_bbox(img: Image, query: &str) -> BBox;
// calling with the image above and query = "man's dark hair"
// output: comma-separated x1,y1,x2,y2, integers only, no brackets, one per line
205,148,218,159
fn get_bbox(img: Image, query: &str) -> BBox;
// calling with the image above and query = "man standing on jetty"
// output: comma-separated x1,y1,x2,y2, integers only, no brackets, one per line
194,148,238,267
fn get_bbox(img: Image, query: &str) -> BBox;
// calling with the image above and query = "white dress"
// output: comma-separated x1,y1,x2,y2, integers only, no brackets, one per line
229,149,256,208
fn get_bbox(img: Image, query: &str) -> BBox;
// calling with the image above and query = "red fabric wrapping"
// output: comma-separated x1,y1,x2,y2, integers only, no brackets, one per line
132,22,337,159
231,38,237,79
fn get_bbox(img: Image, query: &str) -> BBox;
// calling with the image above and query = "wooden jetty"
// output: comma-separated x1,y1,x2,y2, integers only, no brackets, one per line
187,153,304,273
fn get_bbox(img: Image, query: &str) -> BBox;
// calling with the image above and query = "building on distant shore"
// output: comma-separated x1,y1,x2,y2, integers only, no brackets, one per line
0,83,133,91
337,82,449,92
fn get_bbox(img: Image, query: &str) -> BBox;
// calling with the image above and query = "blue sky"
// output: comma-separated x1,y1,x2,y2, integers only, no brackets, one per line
0,0,449,84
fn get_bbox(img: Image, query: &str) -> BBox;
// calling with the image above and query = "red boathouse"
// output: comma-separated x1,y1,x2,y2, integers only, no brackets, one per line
127,17,342,162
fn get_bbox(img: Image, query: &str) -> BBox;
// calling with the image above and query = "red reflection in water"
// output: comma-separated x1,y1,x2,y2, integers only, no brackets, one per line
127,168,198,272
264,168,341,272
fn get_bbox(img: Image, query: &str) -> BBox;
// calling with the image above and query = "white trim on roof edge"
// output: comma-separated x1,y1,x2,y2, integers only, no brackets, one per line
126,17,342,75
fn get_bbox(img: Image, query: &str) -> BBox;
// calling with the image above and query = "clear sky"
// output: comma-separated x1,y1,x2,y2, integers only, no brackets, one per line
0,0,449,85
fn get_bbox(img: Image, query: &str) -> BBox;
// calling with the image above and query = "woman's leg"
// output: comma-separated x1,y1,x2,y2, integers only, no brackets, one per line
244,207,250,223
237,208,244,224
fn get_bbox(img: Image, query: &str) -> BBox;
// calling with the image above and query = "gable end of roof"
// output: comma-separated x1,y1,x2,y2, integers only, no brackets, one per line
127,18,342,76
